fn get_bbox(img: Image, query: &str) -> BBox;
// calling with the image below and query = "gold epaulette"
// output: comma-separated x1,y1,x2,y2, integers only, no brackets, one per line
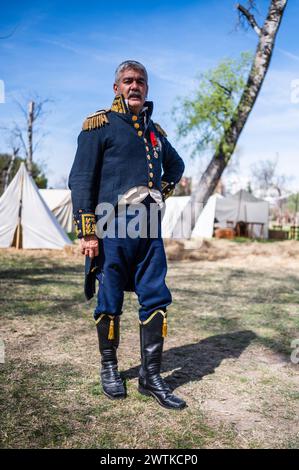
82,109,110,131
154,122,167,137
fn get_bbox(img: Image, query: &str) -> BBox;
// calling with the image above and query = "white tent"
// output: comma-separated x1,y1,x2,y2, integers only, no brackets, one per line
0,163,72,249
192,190,269,239
191,193,224,238
161,196,191,238
39,189,73,233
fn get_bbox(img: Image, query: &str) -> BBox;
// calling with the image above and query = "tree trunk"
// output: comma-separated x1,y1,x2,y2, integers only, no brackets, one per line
27,101,34,176
191,0,288,226
4,147,18,191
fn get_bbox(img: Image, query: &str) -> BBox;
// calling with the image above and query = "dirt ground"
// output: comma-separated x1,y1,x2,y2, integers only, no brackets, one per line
0,239,298,449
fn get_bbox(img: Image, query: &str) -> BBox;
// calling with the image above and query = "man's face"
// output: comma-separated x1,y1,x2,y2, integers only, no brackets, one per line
113,68,148,114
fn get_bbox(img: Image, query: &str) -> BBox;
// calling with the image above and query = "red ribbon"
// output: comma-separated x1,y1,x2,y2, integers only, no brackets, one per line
150,131,158,148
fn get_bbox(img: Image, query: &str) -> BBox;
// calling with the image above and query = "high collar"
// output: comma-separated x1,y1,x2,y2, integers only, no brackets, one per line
110,94,153,118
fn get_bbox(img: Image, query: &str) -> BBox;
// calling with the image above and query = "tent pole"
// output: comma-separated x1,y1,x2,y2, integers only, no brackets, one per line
16,166,24,249
16,223,21,249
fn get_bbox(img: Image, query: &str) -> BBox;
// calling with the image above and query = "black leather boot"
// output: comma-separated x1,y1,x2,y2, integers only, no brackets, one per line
96,314,126,399
138,310,186,410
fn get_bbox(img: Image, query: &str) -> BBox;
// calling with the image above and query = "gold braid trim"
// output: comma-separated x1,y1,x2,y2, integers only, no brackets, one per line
95,314,105,325
154,122,167,137
82,110,109,131
81,213,96,236
94,314,116,340
140,309,168,337
110,95,128,114
73,212,96,237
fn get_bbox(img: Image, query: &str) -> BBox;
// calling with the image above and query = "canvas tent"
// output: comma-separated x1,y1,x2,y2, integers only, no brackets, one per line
191,193,224,238
192,190,269,239
39,189,73,233
161,195,191,238
0,163,72,249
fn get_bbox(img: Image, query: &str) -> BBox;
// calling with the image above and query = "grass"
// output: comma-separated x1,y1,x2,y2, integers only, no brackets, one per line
0,248,298,449
232,237,277,243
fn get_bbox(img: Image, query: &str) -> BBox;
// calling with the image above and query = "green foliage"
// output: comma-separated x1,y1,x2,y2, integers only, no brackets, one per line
0,154,47,195
174,52,252,158
286,193,299,214
67,232,78,241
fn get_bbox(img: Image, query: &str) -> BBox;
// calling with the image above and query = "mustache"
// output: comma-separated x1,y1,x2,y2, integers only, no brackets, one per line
128,92,142,99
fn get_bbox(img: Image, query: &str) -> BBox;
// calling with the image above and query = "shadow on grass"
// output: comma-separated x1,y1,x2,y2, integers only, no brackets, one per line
0,264,89,318
0,265,83,285
123,330,256,391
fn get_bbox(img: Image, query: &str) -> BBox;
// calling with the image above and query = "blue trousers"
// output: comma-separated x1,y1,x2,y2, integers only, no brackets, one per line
94,197,172,322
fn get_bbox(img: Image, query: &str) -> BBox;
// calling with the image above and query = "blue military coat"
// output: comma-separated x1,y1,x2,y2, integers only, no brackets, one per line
69,94,185,238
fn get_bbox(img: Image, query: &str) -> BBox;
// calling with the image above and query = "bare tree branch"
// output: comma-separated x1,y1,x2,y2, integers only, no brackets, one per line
4,145,19,191
32,131,49,155
14,100,28,120
14,96,52,121
251,155,292,197
12,124,28,158
10,96,53,175
236,3,262,36
34,98,52,120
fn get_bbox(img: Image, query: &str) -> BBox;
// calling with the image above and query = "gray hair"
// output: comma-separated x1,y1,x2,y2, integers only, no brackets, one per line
114,60,148,85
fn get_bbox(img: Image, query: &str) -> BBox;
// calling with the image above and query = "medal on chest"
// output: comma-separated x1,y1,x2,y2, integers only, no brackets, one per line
150,131,161,158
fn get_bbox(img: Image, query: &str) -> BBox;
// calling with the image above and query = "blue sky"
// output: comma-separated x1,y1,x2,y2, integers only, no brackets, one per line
0,0,298,191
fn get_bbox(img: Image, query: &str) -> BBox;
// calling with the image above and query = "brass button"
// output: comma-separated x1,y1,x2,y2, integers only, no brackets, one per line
148,182,153,188
149,172,154,178
134,123,140,129
149,163,153,168
147,155,151,160
138,130,143,137
132,115,138,121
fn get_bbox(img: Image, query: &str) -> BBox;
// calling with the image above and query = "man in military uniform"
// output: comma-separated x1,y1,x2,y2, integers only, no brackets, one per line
69,60,186,410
